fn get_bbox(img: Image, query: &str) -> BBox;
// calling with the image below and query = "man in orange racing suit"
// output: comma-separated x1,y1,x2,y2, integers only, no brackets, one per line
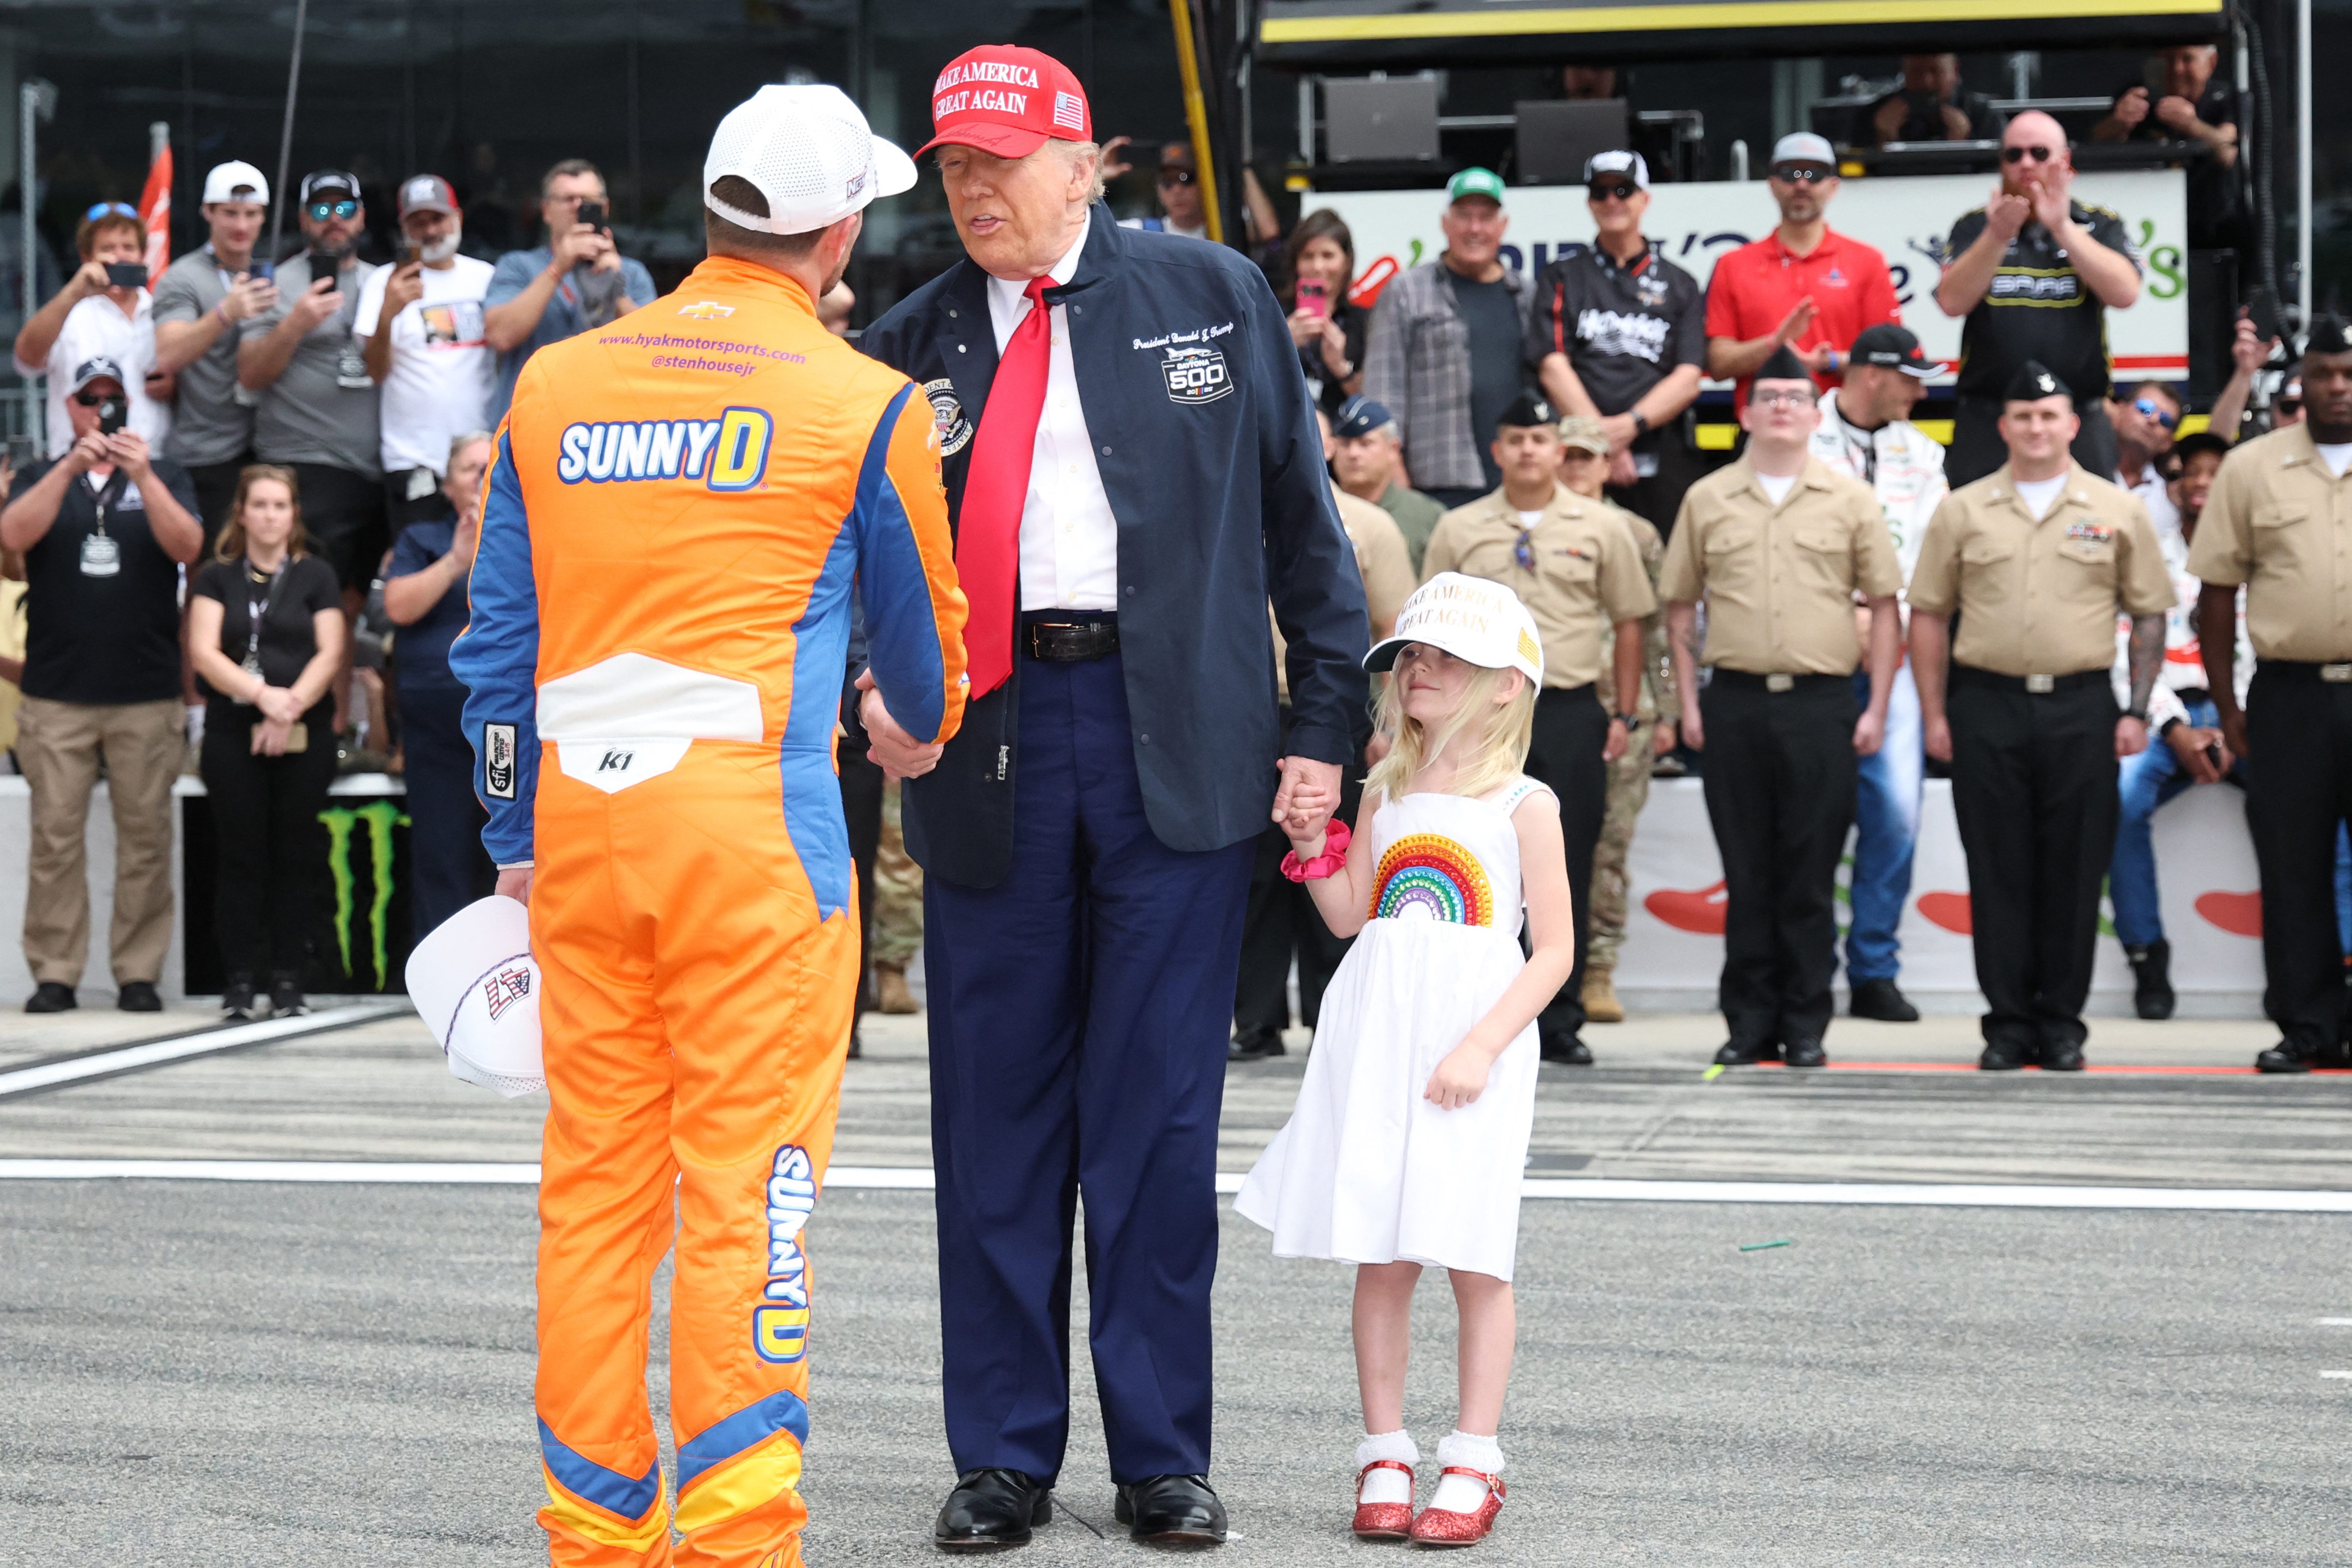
451,87,967,1567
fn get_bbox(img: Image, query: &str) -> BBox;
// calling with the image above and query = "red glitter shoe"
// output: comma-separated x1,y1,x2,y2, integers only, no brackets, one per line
1351,1459,1415,1540
1407,1468,1504,1546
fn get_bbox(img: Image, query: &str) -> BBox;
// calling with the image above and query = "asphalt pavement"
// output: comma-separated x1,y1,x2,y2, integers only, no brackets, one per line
1,1005,2348,1564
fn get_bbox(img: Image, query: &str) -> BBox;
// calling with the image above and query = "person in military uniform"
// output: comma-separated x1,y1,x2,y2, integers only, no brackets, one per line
1559,414,1676,1024
1422,391,1656,1063
1909,360,2175,1071
871,778,924,1013
1933,112,2143,488
2185,315,2352,1072
1661,347,1903,1068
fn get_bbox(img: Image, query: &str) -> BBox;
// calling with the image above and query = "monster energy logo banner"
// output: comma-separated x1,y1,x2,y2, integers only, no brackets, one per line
318,801,410,991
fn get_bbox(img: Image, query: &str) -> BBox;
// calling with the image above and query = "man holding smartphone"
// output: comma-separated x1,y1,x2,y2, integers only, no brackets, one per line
481,159,655,424
356,174,496,533
12,205,174,460
153,161,280,547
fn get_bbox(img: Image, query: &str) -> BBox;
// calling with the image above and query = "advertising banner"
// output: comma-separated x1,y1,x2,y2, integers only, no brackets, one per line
1311,169,2191,388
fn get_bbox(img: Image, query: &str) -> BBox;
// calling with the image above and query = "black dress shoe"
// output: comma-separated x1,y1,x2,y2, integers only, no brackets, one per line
1227,1027,1284,1062
1113,1473,1226,1545
1539,1033,1593,1065
2040,1039,2086,1072
1978,1040,2032,1071
2256,1043,2317,1074
24,981,76,1013
2125,939,2176,1020
1713,1040,1778,1066
1848,977,1919,1022
117,980,162,1013
934,1468,1051,1550
1782,1037,1827,1068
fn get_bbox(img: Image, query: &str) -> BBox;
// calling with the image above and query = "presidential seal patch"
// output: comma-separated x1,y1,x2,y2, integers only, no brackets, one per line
923,379,974,456
1160,343,1232,405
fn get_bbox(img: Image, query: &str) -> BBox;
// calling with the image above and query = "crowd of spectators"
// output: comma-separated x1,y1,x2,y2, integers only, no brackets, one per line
3,155,651,1013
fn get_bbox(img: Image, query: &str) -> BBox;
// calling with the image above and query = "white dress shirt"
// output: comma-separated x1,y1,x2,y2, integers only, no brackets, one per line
986,210,1119,612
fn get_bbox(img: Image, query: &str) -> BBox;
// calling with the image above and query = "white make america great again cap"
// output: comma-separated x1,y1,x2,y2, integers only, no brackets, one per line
705,84,917,235
1365,572,1546,687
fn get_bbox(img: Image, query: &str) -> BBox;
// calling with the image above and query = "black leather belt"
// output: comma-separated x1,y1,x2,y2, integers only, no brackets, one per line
2258,659,2352,684
1022,613,1120,662
1709,669,1849,694
1951,664,2109,694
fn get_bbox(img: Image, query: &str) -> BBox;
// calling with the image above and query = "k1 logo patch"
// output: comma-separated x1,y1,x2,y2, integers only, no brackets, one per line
1160,344,1232,406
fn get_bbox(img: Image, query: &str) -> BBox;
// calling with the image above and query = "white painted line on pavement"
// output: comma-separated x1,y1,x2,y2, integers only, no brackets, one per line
2319,1318,2352,1326
1,1162,2349,1213
2322,1371,2352,1379
0,1000,413,1099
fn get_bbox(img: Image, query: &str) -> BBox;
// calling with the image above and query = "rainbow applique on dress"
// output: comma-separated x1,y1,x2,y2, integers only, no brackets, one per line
1369,834,1494,927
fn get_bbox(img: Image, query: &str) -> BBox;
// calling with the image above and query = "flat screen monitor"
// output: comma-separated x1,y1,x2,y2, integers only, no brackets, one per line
1325,77,1441,163
1515,99,1630,185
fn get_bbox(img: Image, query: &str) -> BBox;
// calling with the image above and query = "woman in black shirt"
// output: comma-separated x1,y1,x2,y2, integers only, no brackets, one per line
1281,209,1368,419
187,465,347,1018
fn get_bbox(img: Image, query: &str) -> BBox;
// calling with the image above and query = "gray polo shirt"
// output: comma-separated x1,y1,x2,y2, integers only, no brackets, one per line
238,251,382,477
151,244,255,467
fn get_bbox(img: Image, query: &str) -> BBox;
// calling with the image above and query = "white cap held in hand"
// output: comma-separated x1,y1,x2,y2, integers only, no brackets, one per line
704,84,917,236
405,894,545,1098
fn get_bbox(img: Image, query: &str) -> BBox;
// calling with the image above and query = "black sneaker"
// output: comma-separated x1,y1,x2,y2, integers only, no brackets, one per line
267,973,308,1018
2255,1042,2317,1074
117,980,163,1012
1782,1037,1828,1068
223,974,258,1020
2124,939,2175,1020
1848,977,1920,1022
1540,1033,1594,1065
24,981,76,1013
1713,1039,1778,1066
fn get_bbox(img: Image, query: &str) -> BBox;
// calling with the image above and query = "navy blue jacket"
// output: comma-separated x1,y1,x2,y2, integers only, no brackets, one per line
861,209,1368,889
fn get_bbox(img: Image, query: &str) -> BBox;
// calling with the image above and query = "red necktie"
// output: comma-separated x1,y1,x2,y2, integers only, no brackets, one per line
956,275,1053,697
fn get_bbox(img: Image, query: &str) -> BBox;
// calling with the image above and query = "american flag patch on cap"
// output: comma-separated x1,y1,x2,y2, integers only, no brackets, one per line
1053,91,1085,131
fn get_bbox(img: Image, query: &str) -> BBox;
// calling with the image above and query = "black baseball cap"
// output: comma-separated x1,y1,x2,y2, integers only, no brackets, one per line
1851,324,1935,380
300,170,362,206
69,355,127,394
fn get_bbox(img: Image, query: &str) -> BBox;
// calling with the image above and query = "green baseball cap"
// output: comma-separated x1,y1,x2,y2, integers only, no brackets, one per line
1446,167,1506,206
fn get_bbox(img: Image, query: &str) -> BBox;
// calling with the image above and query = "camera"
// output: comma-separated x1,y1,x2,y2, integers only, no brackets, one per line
97,396,128,436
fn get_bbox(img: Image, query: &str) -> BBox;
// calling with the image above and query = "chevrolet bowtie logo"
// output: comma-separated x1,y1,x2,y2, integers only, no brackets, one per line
677,301,736,319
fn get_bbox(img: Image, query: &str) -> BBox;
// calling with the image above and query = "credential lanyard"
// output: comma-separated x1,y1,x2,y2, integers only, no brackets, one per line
242,558,287,681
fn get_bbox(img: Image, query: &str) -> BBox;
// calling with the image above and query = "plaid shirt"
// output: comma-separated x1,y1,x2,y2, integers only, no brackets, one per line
1362,259,1532,493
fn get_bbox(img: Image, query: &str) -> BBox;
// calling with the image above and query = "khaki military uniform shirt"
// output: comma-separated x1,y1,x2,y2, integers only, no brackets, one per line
1909,461,2175,676
1273,482,1418,700
1421,481,1658,689
2184,424,2352,661
1605,501,1676,719
1657,455,1902,676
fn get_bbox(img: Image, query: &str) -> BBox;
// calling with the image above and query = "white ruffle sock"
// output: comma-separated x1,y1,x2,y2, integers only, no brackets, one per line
1430,1430,1505,1513
1354,1430,1419,1506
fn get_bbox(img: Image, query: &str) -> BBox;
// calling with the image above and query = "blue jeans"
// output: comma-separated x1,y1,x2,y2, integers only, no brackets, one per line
1845,662,1922,983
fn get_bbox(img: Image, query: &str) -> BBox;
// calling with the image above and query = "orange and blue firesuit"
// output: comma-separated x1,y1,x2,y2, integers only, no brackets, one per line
452,254,968,1567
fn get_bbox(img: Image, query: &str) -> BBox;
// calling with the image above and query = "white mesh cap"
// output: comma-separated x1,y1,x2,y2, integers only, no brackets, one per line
404,895,545,1099
705,84,918,235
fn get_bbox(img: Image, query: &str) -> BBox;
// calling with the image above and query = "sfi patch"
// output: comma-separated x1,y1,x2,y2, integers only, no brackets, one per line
1159,344,1232,405
923,378,974,456
483,723,518,800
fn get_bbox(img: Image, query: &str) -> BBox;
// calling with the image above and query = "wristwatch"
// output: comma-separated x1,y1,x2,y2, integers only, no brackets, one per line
1619,714,1644,733
1630,410,1650,436
2157,717,2183,739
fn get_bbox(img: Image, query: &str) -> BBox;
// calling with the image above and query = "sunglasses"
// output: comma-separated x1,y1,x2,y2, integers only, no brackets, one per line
2001,145,2056,164
307,199,360,221
1753,389,1819,409
2132,397,2181,431
2277,397,2304,415
1587,181,1639,202
1772,165,1832,184
70,390,115,406
84,201,139,221
1156,169,1196,187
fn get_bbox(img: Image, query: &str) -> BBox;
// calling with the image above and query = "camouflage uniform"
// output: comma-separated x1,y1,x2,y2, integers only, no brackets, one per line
872,777,924,972
1588,502,1676,974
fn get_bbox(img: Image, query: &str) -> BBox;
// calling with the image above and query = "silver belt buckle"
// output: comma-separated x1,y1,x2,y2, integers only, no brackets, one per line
1765,673,1795,693
2322,663,2352,683
2025,674,2055,694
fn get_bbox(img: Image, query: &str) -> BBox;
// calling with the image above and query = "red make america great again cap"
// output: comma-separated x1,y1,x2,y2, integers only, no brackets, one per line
915,45,1091,159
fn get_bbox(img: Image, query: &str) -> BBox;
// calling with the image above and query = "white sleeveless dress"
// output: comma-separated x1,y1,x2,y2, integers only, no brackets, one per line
1235,778,1550,1281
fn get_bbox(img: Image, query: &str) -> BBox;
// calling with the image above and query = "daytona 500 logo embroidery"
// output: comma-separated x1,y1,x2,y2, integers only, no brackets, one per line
754,1145,818,1364
1158,344,1231,405
556,407,771,491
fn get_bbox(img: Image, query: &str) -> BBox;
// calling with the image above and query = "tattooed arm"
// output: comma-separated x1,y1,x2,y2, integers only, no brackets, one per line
2120,611,2162,758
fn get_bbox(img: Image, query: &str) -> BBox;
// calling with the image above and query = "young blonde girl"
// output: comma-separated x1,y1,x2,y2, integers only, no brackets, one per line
1236,573,1575,1547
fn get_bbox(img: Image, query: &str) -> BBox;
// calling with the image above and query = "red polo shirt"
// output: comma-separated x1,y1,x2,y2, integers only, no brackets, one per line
1704,227,1901,402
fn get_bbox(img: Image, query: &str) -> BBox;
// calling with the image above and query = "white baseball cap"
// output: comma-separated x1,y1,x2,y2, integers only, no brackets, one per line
404,894,544,1098
1365,572,1546,687
1771,132,1838,169
202,160,269,205
1582,149,1651,191
704,84,917,235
